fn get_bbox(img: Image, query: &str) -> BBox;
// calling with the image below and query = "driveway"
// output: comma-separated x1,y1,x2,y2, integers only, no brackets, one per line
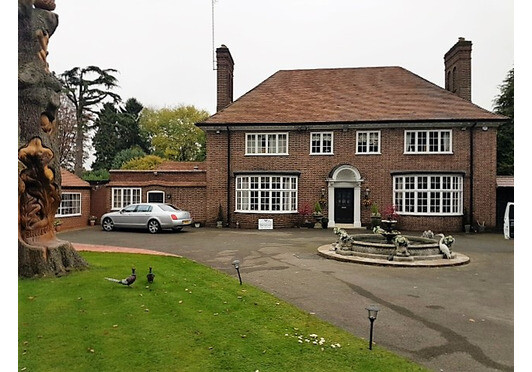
59,226,514,372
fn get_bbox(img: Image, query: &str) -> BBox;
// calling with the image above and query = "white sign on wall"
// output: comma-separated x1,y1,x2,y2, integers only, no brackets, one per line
258,219,273,230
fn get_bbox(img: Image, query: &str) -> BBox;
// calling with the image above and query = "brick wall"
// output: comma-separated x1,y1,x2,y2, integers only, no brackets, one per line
106,169,207,224
204,125,498,232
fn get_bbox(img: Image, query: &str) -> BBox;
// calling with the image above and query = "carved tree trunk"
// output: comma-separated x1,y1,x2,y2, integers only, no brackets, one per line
18,0,88,277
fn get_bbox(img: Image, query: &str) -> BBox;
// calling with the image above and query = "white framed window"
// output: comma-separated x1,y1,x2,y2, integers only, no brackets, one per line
310,132,333,155
235,175,298,213
356,131,381,154
245,133,288,155
56,192,81,217
393,174,463,215
404,130,452,154
112,187,141,209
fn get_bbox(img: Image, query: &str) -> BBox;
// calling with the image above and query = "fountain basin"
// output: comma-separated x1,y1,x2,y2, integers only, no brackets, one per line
323,232,470,267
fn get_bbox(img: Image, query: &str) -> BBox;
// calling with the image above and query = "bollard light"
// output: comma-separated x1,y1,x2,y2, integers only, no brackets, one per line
232,260,242,285
365,305,380,350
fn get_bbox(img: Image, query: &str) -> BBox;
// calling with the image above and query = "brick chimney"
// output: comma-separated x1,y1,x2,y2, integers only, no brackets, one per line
444,37,472,101
216,45,234,112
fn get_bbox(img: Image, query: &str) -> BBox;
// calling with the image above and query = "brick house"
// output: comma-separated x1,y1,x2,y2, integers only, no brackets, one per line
196,39,507,232
103,161,207,224
56,168,92,230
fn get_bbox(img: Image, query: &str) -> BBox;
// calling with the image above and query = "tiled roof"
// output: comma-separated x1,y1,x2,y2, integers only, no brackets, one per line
60,168,90,188
200,67,506,125
496,176,514,188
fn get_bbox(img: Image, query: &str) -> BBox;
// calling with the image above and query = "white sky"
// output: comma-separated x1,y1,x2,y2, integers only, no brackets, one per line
46,0,514,114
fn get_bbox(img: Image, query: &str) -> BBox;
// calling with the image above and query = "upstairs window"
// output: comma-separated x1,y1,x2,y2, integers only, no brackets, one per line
246,133,288,155
310,132,333,154
356,131,381,154
405,130,452,154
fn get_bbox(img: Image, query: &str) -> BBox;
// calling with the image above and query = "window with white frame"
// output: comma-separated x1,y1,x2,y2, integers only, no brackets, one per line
235,175,298,213
310,132,333,154
245,133,288,155
112,187,141,209
56,192,81,217
356,131,381,154
404,130,452,154
393,174,463,215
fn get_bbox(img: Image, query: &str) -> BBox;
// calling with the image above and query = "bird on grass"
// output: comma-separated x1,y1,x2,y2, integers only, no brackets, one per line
105,267,136,286
147,267,155,283
437,234,452,259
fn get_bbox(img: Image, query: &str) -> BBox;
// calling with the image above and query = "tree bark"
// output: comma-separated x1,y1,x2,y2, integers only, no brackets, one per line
18,0,88,277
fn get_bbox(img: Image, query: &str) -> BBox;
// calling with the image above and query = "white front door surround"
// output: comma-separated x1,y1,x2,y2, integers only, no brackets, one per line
327,165,363,228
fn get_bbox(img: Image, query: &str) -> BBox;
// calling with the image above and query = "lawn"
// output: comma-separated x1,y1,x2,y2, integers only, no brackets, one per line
19,252,428,371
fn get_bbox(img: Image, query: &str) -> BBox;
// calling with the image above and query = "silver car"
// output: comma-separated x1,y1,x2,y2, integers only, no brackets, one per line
101,203,193,233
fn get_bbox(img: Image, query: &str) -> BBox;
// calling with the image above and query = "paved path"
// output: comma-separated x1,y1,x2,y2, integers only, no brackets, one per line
63,226,514,372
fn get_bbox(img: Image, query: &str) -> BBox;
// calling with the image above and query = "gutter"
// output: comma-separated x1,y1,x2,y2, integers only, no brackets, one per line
226,125,231,226
469,122,477,225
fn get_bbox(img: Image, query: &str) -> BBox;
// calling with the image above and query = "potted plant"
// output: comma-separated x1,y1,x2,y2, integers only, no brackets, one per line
298,203,313,228
53,219,63,232
370,203,381,229
321,217,329,229
88,215,97,226
312,201,323,227
216,204,224,228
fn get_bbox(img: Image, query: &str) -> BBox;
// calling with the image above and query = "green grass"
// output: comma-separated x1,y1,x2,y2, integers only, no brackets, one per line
19,252,428,372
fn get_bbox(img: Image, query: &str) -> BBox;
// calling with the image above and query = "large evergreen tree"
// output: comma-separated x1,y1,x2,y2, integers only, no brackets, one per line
91,98,149,171
60,66,121,176
493,68,514,175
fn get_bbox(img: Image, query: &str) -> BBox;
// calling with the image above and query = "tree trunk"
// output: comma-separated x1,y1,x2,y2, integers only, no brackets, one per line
18,0,88,277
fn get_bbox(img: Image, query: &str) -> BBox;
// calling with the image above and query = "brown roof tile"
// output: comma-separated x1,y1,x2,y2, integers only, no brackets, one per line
60,168,90,188
200,67,506,125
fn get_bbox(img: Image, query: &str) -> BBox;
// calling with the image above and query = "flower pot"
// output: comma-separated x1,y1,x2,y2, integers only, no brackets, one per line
195,222,201,228
89,220,95,226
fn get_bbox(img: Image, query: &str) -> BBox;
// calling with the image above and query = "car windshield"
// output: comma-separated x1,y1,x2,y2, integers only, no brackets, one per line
158,204,181,212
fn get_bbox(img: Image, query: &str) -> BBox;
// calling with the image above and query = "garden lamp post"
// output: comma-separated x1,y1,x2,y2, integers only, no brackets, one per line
232,260,242,285
365,305,380,350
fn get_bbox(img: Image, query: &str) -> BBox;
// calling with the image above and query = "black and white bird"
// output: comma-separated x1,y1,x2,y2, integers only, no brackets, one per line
105,267,137,286
437,234,452,259
147,267,155,283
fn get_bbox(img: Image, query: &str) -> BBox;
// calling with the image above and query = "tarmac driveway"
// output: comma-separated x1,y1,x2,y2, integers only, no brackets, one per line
59,226,514,372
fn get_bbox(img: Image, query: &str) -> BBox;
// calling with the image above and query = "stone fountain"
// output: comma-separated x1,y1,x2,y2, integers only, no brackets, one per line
317,227,470,267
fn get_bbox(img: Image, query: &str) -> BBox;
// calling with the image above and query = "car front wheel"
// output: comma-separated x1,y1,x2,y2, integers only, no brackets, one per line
102,217,114,232
148,219,161,234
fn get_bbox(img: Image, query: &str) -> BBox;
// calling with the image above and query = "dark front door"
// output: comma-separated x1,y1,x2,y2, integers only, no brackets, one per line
334,188,354,223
